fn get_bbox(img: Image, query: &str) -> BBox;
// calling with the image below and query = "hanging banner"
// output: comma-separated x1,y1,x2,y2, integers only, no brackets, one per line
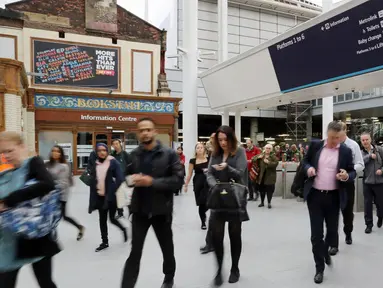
32,39,120,89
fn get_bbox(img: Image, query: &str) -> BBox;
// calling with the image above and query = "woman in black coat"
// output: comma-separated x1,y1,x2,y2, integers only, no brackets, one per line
88,143,127,252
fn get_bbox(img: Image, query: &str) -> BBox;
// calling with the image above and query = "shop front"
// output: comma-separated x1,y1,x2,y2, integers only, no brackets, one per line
32,90,180,174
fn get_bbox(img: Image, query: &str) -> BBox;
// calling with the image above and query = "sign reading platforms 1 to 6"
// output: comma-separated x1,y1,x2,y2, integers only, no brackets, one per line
268,0,383,93
33,39,120,89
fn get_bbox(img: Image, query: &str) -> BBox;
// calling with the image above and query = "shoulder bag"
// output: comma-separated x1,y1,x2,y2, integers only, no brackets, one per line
207,179,248,211
0,179,62,239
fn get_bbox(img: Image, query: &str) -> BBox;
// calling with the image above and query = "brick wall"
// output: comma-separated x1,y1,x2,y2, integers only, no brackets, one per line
4,93,22,132
6,0,163,45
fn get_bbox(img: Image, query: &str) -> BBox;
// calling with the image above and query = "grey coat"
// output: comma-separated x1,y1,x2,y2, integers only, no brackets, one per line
206,146,248,188
206,147,249,221
362,145,383,185
47,162,71,201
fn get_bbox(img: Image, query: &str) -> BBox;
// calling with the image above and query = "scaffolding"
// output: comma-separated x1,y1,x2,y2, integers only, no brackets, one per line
285,101,312,142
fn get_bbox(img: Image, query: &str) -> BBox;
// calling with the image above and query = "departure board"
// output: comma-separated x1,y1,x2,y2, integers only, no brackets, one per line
268,0,383,93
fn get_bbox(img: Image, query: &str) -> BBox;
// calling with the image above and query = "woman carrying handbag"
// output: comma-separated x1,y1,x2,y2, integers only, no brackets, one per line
206,126,249,287
0,132,60,288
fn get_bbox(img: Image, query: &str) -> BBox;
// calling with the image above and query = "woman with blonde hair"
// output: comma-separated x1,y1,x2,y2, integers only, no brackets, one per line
0,132,60,288
184,142,209,229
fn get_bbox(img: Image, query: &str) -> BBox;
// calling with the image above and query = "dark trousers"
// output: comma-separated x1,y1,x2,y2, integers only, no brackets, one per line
329,183,355,248
0,257,56,288
211,213,242,274
363,183,383,227
307,189,340,273
60,201,82,230
199,204,208,224
205,212,214,247
121,213,176,288
259,184,275,204
98,206,125,244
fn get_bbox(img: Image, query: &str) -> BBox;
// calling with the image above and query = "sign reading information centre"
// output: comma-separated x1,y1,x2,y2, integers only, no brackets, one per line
80,114,137,122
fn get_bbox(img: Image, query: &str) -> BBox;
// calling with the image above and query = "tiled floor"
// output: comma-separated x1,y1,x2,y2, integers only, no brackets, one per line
17,178,383,288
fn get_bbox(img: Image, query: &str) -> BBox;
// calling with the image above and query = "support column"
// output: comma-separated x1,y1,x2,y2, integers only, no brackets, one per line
235,111,241,143
322,0,333,139
218,0,228,125
182,0,198,161
250,118,259,144
222,110,229,126
218,0,228,63
26,110,36,156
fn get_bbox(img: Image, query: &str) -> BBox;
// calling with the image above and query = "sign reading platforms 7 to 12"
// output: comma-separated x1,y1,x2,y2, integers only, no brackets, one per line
268,0,383,93
33,39,120,89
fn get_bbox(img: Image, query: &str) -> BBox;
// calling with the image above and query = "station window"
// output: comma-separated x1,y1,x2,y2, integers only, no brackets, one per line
337,95,344,102
345,93,352,101
125,133,139,153
353,92,360,99
311,99,316,106
317,98,322,106
77,132,93,170
333,96,337,103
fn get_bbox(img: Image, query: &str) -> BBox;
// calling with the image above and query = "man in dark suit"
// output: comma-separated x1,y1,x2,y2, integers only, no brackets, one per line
303,121,356,284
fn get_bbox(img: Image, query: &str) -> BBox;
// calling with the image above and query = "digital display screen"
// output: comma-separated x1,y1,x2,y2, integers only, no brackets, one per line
268,0,383,93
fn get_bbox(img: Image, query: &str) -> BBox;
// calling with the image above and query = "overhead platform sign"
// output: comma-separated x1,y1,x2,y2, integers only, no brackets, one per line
269,0,383,93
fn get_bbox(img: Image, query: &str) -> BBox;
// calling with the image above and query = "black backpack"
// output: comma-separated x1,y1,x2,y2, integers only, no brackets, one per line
291,161,307,198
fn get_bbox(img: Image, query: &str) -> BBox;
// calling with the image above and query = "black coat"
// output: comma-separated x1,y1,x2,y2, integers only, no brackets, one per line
88,157,124,213
126,142,184,216
302,140,356,210
2,156,61,259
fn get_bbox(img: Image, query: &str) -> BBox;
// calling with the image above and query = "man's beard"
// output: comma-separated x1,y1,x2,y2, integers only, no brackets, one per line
142,138,154,145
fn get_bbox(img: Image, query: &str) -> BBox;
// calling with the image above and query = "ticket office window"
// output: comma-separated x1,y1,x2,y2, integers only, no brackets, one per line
77,132,93,169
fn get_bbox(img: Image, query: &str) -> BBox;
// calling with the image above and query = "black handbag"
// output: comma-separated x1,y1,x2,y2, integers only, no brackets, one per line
207,179,248,211
79,169,92,186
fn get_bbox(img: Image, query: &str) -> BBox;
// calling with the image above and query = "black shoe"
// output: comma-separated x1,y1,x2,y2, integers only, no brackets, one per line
314,272,324,284
95,243,109,252
228,271,240,283
258,203,264,207
247,197,254,201
122,228,128,243
77,226,85,241
365,226,372,234
345,234,352,245
378,218,383,228
161,279,174,288
213,273,223,287
328,247,338,256
201,223,207,230
268,203,272,209
200,245,214,254
325,254,332,266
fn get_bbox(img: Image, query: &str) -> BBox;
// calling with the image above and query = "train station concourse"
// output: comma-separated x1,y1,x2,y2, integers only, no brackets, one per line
16,179,383,288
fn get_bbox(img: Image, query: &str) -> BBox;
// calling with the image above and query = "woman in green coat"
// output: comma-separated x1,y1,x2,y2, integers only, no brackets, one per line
252,144,279,208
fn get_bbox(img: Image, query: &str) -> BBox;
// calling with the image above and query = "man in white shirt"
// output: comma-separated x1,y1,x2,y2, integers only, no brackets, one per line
328,122,364,255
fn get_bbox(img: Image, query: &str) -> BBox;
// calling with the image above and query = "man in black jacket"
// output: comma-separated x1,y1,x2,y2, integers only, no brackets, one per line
121,117,184,288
